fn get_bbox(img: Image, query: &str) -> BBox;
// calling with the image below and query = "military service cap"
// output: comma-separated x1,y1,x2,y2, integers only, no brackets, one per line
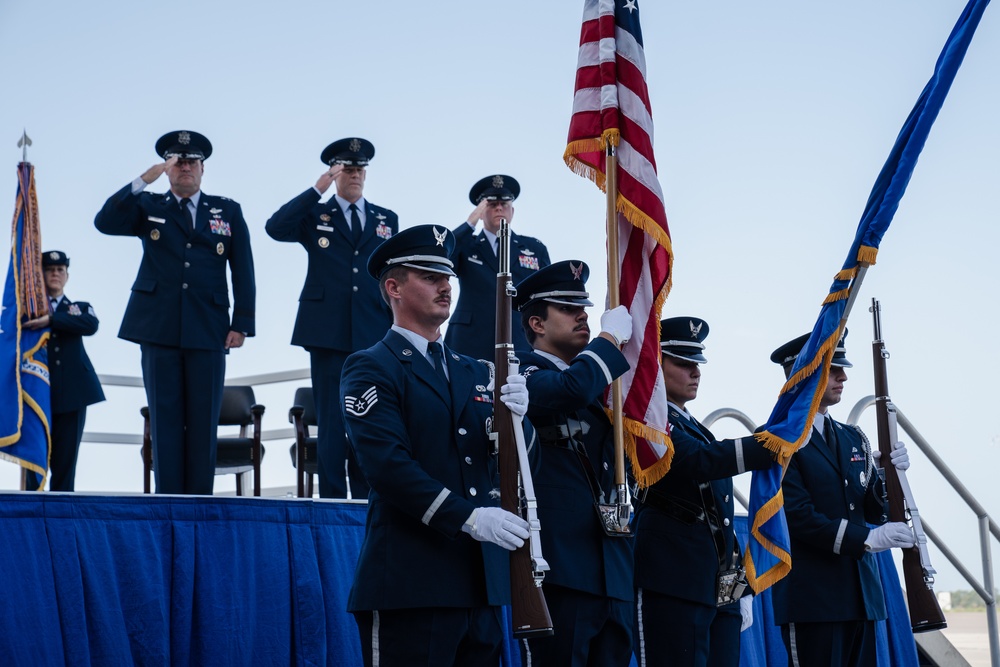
41,250,69,268
367,224,456,279
513,260,593,311
321,137,375,167
770,329,853,370
469,174,520,205
155,130,212,160
660,317,710,364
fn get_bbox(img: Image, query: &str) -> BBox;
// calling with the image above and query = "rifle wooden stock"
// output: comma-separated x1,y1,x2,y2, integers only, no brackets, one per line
871,299,946,633
495,219,553,639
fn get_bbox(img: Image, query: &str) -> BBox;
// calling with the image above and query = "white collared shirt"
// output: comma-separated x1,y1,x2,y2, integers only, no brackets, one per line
335,194,367,233
392,325,448,379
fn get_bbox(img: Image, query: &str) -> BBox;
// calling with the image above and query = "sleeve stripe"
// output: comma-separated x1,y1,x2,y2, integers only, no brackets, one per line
735,437,746,475
833,519,848,555
579,349,613,385
422,488,451,525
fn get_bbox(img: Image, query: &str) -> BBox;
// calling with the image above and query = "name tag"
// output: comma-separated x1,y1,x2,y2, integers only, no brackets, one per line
147,216,165,224
469,256,483,265
316,225,334,232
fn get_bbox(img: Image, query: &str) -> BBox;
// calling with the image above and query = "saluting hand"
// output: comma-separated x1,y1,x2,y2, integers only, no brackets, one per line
315,164,344,195
140,156,178,184
225,331,246,350
466,200,488,227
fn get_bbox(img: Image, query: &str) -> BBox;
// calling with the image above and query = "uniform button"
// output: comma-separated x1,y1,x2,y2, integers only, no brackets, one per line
184,262,190,268
182,283,188,289
352,267,359,274
465,457,472,465
844,479,849,487
54,347,60,352
723,518,731,527
724,495,730,502
469,487,477,496
354,250,360,256
603,462,609,470
186,243,192,249
352,286,358,292
55,360,61,366
849,503,856,511
458,428,467,435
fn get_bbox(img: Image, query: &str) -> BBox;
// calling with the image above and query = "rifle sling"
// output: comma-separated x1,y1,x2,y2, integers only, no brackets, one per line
538,420,608,505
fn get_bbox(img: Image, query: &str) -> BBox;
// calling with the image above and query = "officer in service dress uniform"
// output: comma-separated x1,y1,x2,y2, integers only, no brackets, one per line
769,331,913,667
95,131,256,495
632,318,776,667
24,251,105,491
445,174,550,361
266,137,397,498
515,260,635,666
341,225,533,667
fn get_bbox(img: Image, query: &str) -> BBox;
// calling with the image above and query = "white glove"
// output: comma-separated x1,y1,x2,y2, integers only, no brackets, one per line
500,373,528,417
865,522,915,553
890,440,910,471
739,595,754,632
462,507,530,551
600,305,632,345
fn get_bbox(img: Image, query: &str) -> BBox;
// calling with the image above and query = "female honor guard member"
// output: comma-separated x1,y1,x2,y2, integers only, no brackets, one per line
266,137,398,499
515,260,635,666
341,225,534,667
446,174,550,361
95,130,256,496
632,318,775,667
769,331,913,667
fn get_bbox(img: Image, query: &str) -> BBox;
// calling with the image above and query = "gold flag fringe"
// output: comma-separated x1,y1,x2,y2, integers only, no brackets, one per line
857,245,878,265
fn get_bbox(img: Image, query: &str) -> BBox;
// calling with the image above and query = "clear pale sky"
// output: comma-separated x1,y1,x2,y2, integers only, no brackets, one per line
1,1,997,591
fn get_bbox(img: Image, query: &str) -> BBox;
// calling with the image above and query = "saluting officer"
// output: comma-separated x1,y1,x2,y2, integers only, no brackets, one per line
769,331,913,667
266,137,397,499
95,130,256,495
24,251,105,491
341,225,533,667
445,174,550,361
515,261,635,666
632,318,775,667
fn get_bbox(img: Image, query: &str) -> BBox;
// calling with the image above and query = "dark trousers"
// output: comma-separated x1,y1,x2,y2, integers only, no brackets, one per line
781,620,877,667
634,588,741,667
49,408,87,492
522,584,633,667
353,607,502,667
140,343,225,495
310,348,369,499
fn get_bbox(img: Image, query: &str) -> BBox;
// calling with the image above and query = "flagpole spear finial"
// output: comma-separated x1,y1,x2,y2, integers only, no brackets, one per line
17,129,32,163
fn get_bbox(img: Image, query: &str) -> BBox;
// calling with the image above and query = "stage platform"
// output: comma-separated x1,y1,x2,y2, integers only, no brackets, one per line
0,493,920,666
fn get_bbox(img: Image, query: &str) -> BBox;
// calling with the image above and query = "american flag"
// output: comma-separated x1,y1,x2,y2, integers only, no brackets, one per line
564,0,675,487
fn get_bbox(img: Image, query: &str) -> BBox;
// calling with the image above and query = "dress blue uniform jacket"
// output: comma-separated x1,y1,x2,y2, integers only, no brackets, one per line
342,330,535,610
520,337,633,602
94,184,256,348
772,419,888,624
48,298,105,414
265,189,396,352
633,406,772,606
445,223,549,361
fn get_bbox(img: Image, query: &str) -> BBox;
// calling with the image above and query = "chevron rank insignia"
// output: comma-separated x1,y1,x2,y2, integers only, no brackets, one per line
345,386,379,417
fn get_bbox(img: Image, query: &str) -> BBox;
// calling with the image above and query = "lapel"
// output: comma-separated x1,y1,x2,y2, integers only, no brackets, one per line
326,201,352,243
163,193,190,235
384,331,451,406
808,423,840,472
447,349,476,421
194,195,211,235
476,233,499,272
360,204,386,247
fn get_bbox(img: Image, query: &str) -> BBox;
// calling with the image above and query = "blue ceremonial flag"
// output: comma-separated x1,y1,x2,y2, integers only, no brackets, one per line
745,0,991,593
0,162,51,490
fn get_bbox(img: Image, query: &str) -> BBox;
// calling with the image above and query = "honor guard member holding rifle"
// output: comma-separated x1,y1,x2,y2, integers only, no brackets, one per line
95,131,256,495
341,225,535,667
514,260,635,666
769,331,913,667
632,318,776,667
446,174,550,361
24,251,105,491
266,137,397,498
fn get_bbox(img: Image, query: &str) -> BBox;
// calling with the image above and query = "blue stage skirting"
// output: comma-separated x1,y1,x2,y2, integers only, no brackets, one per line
0,494,919,666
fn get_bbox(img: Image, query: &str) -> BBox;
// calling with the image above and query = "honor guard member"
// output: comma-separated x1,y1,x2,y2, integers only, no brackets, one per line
95,131,256,495
24,251,105,491
514,261,635,667
769,331,913,667
266,137,397,499
341,225,534,667
445,174,550,361
632,318,776,667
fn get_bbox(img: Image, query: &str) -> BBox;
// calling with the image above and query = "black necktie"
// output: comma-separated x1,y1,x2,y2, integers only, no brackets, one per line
824,417,838,454
428,342,448,385
180,197,195,229
49,297,58,314
350,204,362,244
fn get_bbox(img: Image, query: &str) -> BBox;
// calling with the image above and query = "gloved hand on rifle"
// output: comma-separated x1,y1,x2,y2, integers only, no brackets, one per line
499,373,529,417
462,507,530,551
600,305,632,346
871,439,910,471
739,595,754,632
865,522,915,553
